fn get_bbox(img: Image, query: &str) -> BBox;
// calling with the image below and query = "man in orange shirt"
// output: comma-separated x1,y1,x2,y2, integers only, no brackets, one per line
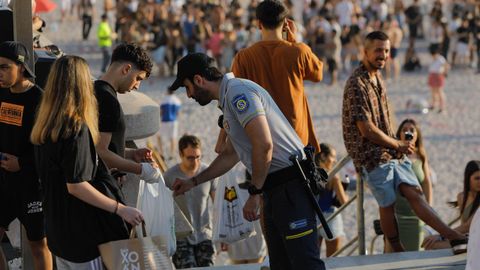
230,0,323,152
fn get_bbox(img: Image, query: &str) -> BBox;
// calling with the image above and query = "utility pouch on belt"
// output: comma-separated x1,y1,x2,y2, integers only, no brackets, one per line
303,145,328,195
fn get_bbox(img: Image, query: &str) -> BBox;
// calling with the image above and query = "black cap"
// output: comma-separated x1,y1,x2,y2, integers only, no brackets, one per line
169,53,214,91
0,41,35,79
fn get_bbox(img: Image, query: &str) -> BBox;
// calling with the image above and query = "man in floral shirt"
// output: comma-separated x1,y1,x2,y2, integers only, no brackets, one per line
342,31,467,254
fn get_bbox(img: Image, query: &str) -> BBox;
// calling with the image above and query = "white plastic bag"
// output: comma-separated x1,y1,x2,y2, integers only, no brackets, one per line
136,175,176,256
212,168,255,244
466,208,480,270
5,219,20,249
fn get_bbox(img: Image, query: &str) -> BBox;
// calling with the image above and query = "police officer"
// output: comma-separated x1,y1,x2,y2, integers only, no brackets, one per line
170,53,325,270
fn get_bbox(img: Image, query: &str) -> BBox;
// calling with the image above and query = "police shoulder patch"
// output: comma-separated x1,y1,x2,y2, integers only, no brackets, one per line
231,94,249,113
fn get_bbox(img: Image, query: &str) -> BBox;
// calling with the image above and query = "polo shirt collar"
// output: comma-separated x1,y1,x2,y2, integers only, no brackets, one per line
218,72,235,110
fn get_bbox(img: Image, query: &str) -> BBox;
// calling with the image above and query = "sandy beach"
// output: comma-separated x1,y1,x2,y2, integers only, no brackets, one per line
40,9,480,257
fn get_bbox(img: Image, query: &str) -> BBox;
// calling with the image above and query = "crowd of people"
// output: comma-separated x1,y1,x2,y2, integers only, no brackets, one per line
1,0,480,270
59,0,480,82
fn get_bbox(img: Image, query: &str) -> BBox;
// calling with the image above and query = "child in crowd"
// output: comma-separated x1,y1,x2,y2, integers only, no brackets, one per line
427,44,449,113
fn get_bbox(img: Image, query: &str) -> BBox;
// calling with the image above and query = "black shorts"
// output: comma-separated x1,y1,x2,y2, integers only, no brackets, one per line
390,47,398,59
408,25,418,38
0,174,45,241
327,58,338,72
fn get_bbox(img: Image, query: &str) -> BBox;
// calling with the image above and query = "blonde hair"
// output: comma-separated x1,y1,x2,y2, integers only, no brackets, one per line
31,55,99,144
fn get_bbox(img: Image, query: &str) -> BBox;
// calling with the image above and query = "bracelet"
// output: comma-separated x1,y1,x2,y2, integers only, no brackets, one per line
191,177,198,186
113,201,119,214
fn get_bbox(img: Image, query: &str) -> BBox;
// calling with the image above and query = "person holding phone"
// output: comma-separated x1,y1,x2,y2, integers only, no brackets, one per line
342,31,467,254
227,0,324,153
384,118,433,252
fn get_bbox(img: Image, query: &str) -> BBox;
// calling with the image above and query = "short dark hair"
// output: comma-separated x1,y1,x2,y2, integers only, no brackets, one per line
186,66,223,84
365,31,389,43
256,0,289,29
315,143,334,165
111,43,153,77
179,134,201,153
429,43,440,55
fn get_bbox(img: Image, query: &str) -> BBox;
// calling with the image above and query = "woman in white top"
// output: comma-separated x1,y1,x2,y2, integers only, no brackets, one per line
427,44,449,113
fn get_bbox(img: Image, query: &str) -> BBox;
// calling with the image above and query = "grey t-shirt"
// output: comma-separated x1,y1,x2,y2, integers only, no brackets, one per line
218,73,305,173
164,163,217,244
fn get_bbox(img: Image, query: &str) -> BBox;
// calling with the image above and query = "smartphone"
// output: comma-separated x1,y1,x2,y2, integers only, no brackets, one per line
404,131,414,141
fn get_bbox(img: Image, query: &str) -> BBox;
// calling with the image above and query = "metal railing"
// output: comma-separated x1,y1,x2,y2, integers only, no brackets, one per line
322,155,463,257
315,155,368,257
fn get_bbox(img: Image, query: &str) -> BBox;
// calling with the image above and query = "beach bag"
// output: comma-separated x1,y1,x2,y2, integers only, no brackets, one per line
99,223,173,270
136,176,176,256
212,169,255,243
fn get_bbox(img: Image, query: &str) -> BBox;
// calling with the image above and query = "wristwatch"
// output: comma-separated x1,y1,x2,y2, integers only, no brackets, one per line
247,184,263,195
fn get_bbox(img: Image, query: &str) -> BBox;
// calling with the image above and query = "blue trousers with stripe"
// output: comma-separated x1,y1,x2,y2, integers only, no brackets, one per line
263,179,325,270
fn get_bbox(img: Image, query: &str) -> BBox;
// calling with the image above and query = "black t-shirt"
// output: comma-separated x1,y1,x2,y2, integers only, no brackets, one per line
0,85,42,183
35,125,128,262
94,80,126,157
457,26,470,44
405,5,421,23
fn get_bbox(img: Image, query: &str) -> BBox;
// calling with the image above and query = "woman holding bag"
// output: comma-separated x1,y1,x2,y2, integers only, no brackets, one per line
31,55,143,269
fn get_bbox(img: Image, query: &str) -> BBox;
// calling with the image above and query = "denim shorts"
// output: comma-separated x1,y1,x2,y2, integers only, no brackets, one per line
363,157,420,207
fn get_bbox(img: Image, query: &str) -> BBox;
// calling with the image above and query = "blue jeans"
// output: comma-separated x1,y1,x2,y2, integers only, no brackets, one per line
100,46,111,72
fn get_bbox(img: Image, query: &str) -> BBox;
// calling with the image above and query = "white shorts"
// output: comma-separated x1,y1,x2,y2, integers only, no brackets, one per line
159,121,178,140
456,42,469,57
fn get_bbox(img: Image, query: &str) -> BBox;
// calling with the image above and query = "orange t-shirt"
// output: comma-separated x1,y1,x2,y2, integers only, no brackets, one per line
232,40,323,151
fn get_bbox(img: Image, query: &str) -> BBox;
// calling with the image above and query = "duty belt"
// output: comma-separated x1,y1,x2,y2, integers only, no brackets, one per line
262,160,308,191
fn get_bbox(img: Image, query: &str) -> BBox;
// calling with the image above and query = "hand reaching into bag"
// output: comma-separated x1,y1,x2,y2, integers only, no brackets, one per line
140,162,163,183
172,178,194,196
132,148,153,163
116,203,144,226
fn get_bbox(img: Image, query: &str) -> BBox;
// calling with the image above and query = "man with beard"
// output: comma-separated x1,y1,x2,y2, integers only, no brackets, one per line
342,31,467,254
169,53,326,269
